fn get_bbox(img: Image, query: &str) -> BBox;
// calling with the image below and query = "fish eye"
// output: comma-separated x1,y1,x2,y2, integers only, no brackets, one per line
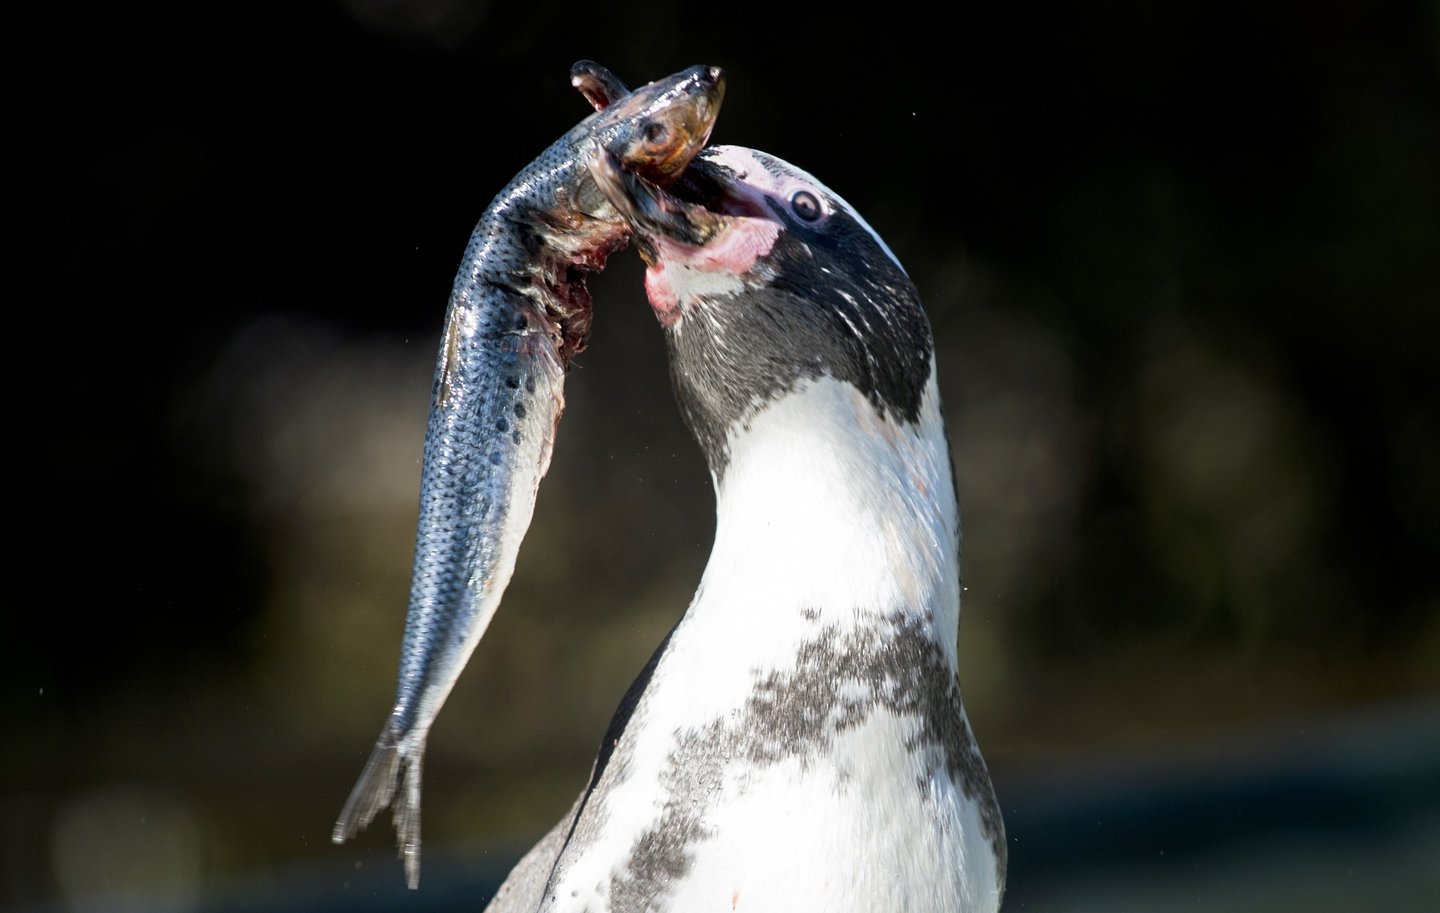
789,190,822,222
642,121,671,146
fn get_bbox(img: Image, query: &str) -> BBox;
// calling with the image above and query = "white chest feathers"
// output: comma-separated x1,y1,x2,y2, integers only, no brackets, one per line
500,373,1006,913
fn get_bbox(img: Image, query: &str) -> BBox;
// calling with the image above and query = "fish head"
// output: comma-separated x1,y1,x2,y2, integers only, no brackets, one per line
585,63,725,187
588,144,934,478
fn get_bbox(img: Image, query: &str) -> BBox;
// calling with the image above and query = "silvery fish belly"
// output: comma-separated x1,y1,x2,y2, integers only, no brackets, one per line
332,60,724,890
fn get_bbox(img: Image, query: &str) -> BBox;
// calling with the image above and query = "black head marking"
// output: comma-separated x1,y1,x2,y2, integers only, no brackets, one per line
667,196,934,479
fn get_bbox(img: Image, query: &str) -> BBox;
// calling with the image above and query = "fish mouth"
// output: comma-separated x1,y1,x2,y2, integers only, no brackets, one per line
536,65,725,364
595,65,725,187
589,146,771,255
630,66,726,184
574,62,731,258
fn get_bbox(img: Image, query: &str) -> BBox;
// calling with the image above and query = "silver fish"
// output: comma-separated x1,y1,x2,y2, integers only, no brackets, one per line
332,60,724,889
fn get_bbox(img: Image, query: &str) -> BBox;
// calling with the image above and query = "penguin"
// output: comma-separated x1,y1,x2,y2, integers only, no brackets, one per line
484,144,1006,913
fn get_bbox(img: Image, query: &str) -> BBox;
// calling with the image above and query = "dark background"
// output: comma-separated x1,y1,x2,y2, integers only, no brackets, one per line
8,1,1439,910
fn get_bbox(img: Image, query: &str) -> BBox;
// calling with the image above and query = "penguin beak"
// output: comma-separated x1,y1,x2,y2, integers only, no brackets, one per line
588,146,730,251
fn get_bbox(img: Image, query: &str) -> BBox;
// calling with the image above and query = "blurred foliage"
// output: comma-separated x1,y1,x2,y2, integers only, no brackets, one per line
6,0,1439,908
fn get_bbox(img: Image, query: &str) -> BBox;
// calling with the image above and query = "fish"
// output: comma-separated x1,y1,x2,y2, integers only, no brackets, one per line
331,60,724,890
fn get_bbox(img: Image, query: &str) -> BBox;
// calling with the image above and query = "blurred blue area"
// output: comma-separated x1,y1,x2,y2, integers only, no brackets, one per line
14,699,1435,912
1003,698,1440,911
226,698,1440,912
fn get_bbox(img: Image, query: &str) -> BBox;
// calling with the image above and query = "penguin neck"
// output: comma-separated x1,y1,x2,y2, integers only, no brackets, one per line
684,370,961,668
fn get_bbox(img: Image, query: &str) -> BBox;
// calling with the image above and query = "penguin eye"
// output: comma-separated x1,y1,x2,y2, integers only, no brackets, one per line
642,121,671,146
789,190,823,222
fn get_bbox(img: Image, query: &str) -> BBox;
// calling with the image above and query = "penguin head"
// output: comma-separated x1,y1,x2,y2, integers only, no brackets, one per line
591,145,935,477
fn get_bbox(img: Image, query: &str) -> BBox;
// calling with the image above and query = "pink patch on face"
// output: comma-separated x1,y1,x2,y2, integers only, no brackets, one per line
644,263,682,327
694,219,781,271
641,219,782,328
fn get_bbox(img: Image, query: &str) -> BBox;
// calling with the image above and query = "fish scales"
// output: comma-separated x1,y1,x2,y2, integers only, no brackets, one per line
333,61,724,890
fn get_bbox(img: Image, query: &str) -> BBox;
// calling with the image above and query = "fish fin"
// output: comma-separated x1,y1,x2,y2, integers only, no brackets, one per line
332,726,427,888
332,727,402,843
570,60,630,111
395,747,424,889
588,147,725,248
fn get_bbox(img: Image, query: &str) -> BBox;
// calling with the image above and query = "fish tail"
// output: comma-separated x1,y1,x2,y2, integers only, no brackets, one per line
331,727,403,844
396,749,423,889
332,726,427,888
